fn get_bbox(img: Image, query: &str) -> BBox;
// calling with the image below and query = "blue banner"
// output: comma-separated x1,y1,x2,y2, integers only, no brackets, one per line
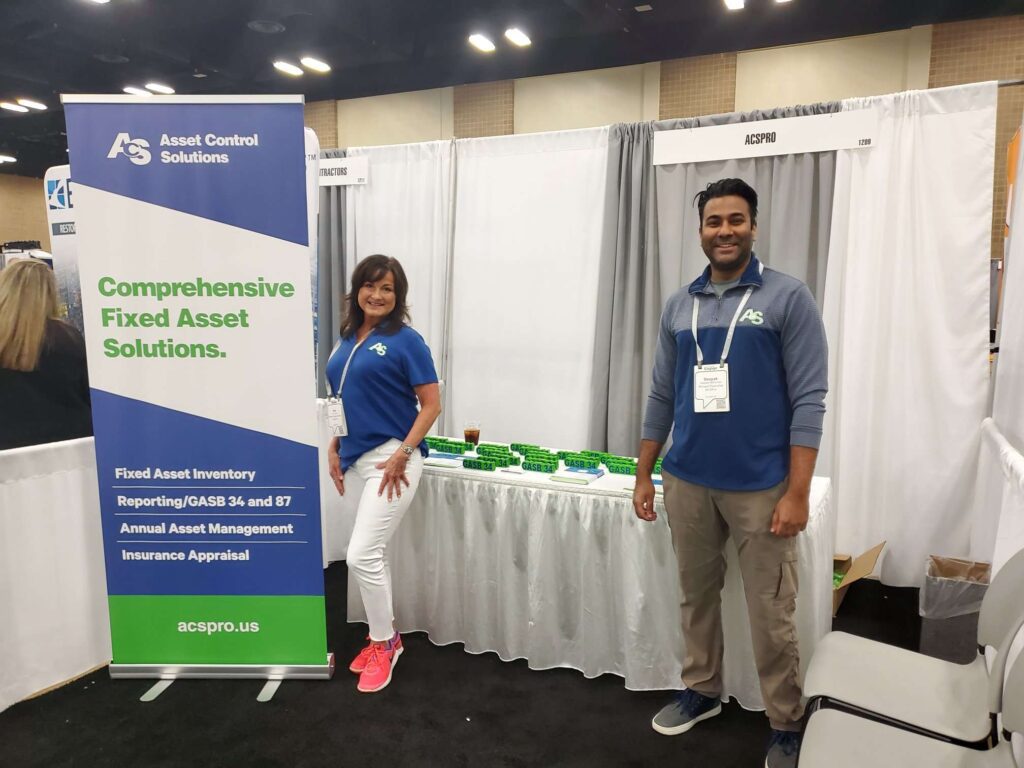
64,95,329,671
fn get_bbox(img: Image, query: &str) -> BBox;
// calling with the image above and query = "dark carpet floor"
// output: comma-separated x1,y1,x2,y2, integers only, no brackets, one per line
0,568,923,768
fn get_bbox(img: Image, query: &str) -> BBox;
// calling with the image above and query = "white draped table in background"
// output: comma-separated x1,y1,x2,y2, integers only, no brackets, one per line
0,438,111,714
326,436,835,708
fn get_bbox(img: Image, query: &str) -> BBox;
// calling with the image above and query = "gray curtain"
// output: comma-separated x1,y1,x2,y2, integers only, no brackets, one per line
590,122,660,454
597,104,840,456
316,148,347,395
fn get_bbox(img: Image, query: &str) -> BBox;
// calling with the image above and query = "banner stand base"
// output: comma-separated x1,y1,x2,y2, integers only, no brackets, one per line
110,652,335,681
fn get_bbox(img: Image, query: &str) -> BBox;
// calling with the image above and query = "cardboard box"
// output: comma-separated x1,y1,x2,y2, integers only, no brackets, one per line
832,541,886,616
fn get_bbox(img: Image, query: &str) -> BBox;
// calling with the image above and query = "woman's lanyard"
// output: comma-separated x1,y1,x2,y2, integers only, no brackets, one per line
690,286,753,414
326,336,366,437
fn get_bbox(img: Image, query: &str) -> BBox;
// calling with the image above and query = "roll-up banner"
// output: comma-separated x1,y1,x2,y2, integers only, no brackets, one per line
62,94,333,680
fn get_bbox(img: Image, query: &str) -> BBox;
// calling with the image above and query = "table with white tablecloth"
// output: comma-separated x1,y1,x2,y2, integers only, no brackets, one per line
0,438,112,714
328,443,835,708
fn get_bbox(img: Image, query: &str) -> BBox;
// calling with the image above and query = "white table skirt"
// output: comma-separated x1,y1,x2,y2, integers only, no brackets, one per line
335,444,835,708
0,438,112,714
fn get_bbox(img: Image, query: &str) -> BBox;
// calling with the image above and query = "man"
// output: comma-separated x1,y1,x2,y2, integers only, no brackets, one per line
633,178,827,768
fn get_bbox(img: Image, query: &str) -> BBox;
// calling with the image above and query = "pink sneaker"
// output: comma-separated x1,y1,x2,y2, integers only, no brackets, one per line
357,636,403,693
349,637,375,674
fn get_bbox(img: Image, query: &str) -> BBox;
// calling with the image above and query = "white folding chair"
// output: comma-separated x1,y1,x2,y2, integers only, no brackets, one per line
803,547,1024,748
798,644,1024,767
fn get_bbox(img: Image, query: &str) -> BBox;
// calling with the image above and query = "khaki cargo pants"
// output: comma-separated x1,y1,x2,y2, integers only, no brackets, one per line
662,470,803,731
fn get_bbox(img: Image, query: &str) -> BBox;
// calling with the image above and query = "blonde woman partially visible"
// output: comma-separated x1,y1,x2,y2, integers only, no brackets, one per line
0,259,92,450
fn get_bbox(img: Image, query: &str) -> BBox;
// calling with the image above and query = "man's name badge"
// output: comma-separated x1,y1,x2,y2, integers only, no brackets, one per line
327,398,348,437
693,363,730,413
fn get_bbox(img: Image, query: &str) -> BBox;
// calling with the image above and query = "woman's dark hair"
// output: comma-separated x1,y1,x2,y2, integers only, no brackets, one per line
340,254,411,338
693,178,759,225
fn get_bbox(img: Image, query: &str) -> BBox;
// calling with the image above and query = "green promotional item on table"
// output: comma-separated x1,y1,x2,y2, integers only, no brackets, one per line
522,460,557,473
477,447,511,458
606,462,638,476
510,443,540,454
427,436,472,455
463,458,497,471
564,457,600,469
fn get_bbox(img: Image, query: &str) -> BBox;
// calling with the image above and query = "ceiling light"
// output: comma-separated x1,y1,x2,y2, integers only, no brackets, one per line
468,34,496,53
775,0,792,3
145,82,175,94
94,52,130,64
723,0,744,7
0,155,16,163
86,0,111,4
123,86,152,96
504,28,531,47
0,102,29,112
634,4,653,11
16,99,47,110
273,60,303,76
300,56,330,73
247,19,285,34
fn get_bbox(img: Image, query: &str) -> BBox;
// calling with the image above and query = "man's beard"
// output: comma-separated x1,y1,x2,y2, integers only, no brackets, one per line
704,241,751,273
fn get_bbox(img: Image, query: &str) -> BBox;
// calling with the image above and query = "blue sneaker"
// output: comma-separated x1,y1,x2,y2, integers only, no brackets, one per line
651,689,722,735
765,729,801,768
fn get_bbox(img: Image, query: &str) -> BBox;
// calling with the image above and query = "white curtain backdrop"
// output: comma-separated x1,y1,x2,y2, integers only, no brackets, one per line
978,112,1024,572
447,128,611,449
993,114,1024,468
984,420,1024,575
822,83,997,586
344,141,454,389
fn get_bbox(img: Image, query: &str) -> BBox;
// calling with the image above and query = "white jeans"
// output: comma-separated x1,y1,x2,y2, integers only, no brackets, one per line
344,439,424,642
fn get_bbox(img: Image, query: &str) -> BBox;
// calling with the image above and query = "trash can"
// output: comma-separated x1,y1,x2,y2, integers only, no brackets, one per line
919,556,991,664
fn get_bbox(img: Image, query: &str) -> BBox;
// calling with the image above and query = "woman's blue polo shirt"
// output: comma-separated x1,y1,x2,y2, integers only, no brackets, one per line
325,325,438,471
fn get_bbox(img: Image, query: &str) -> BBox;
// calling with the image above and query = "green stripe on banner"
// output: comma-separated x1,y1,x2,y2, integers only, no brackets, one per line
108,595,328,665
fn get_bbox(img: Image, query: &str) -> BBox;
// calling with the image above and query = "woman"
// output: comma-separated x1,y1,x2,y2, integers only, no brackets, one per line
0,259,92,450
326,254,441,693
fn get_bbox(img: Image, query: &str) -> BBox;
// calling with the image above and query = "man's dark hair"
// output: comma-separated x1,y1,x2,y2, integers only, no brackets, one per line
693,178,758,225
340,254,411,338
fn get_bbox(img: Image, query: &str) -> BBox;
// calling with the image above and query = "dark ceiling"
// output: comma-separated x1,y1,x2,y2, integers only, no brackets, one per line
1,0,1022,177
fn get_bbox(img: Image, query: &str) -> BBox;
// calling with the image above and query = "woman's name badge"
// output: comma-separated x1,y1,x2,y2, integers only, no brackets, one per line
693,363,730,413
327,398,348,437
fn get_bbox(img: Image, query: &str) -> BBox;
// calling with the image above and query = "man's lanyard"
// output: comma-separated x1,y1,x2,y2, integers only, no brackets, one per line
691,286,754,367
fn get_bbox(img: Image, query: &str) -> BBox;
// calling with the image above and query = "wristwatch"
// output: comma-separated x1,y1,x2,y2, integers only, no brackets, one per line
400,444,415,456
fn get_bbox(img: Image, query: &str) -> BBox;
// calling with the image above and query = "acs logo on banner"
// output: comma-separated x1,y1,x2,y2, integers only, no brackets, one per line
107,133,152,165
